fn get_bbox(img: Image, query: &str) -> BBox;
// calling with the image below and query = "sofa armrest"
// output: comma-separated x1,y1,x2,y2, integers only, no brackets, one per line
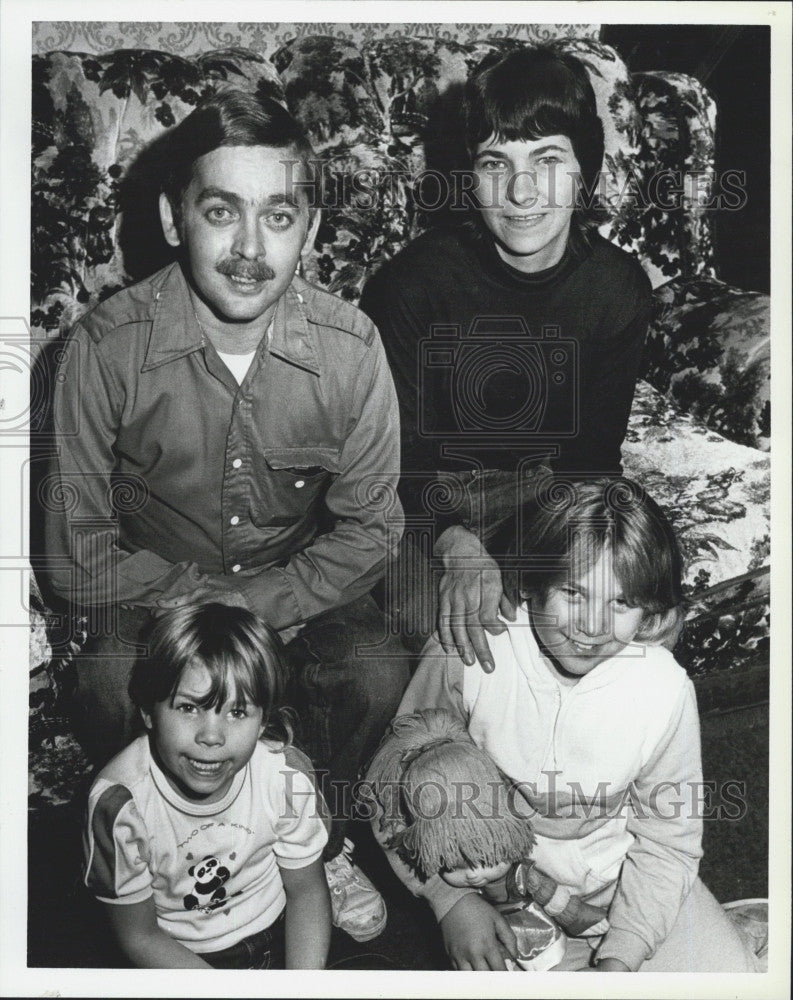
623,379,769,594
641,276,770,450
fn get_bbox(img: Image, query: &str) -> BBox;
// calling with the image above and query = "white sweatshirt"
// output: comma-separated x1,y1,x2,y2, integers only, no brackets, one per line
373,605,703,970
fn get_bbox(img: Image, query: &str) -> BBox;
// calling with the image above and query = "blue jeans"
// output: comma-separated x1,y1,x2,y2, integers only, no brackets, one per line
201,910,285,969
71,593,410,859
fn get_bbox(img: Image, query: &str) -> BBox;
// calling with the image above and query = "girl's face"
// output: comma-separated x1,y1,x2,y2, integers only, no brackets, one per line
472,133,580,273
530,547,646,683
441,860,513,889
141,660,264,803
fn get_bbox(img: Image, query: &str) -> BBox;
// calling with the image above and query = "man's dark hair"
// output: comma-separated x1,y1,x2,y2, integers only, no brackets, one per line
161,89,321,224
462,46,606,247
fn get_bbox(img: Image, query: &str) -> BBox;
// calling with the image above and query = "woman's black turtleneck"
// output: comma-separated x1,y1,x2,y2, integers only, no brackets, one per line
359,222,652,520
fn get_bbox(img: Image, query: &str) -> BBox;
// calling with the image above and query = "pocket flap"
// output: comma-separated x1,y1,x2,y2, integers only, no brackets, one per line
262,447,339,474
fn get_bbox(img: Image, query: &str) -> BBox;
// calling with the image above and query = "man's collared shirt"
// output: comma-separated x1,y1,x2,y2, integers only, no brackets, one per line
45,262,403,630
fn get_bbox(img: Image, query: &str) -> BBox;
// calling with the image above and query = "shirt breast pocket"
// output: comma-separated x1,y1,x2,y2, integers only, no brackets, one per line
252,447,338,528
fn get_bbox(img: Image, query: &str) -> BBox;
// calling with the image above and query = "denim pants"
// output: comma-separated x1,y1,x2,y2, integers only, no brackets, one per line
282,592,410,857
71,592,410,859
201,910,286,969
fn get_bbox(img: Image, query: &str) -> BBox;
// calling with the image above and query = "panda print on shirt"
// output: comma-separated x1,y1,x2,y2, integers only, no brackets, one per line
183,853,239,913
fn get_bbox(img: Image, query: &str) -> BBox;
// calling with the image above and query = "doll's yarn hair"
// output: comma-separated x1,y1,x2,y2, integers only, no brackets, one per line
366,708,535,880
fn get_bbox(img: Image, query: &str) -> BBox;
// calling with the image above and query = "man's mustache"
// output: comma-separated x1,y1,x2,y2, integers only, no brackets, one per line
216,259,276,281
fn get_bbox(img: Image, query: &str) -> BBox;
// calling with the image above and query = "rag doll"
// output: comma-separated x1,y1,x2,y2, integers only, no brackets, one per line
366,708,608,970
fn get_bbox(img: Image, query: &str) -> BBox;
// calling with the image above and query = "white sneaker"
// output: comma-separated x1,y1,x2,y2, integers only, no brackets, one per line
324,839,387,942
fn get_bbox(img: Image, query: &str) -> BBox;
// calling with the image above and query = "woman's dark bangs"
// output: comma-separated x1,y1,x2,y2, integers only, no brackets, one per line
480,83,578,148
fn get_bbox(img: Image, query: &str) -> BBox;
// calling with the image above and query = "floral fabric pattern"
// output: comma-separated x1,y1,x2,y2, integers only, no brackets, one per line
623,380,769,593
274,35,645,302
29,574,91,810
622,380,769,684
643,277,770,450
634,71,717,288
677,568,769,686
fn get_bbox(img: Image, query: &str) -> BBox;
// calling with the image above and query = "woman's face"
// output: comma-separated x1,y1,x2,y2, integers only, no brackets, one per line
472,133,581,273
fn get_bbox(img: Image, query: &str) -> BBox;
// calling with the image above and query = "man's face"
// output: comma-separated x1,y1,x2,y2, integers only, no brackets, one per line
160,144,319,331
472,134,581,274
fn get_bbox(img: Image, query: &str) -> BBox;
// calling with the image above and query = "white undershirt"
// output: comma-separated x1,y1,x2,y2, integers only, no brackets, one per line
216,349,256,385
214,322,272,386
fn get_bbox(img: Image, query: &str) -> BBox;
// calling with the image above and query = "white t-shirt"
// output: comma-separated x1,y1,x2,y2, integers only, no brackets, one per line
216,322,272,385
84,736,328,953
216,349,256,385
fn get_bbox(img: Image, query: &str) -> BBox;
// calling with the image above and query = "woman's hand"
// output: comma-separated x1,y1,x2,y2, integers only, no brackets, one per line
435,526,516,672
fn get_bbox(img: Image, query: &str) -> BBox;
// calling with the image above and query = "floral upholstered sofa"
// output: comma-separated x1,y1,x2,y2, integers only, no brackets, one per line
30,24,770,806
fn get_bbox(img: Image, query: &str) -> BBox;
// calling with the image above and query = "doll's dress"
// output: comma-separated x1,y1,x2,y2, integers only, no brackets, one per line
495,861,567,971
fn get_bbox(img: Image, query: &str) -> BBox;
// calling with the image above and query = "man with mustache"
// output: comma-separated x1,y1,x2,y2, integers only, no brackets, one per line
44,90,407,944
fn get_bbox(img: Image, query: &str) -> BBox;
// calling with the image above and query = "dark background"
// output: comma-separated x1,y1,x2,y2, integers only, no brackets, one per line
602,23,771,294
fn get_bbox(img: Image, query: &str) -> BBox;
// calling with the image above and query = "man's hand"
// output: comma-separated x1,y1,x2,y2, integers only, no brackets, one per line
439,893,518,971
435,526,516,672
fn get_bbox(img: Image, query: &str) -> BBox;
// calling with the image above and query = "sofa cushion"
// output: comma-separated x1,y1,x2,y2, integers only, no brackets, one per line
676,567,769,685
622,377,769,692
634,71,718,287
623,379,770,592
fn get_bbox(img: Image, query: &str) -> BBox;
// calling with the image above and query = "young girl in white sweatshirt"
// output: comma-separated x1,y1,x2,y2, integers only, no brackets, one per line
370,477,758,972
